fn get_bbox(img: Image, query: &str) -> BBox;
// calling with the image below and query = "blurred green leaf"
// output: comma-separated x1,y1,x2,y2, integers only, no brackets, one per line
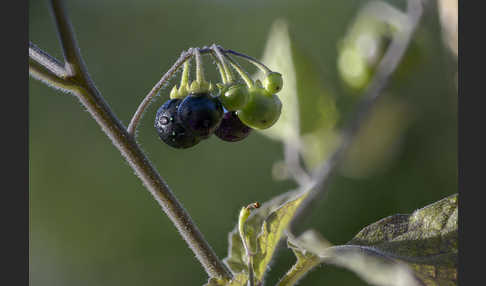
339,96,412,178
284,194,458,286
256,19,340,171
256,19,300,145
337,1,423,92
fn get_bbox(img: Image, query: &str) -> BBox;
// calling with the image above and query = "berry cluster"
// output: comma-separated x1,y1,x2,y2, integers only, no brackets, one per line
154,46,283,149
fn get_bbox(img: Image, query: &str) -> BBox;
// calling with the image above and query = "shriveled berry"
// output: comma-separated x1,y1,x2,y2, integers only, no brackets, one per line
237,87,282,130
215,111,252,142
178,92,224,138
154,99,201,149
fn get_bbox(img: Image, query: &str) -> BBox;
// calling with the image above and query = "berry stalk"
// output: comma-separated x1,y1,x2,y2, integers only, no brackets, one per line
222,53,255,89
211,45,234,83
224,48,272,75
209,52,228,84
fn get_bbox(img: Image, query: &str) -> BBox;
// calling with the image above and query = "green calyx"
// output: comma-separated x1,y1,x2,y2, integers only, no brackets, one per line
263,72,283,94
237,87,282,130
188,80,213,94
170,58,192,99
169,83,190,99
170,81,215,99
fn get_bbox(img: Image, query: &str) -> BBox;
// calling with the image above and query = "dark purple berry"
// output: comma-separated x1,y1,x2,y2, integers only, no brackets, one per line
178,92,224,138
215,111,252,142
154,99,201,149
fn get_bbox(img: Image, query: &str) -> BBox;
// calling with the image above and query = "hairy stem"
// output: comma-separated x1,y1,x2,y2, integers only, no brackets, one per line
194,48,206,83
128,49,193,135
275,255,320,286
283,142,312,187
29,57,76,92
224,48,272,74
209,51,228,84
212,45,234,83
29,42,67,78
289,0,425,236
222,53,255,89
50,0,87,77
30,0,233,279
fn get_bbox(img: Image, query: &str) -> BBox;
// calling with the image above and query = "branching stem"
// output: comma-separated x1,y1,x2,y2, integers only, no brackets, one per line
30,0,232,280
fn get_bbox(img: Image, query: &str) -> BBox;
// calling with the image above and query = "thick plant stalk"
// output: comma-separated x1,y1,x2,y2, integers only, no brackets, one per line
29,0,232,279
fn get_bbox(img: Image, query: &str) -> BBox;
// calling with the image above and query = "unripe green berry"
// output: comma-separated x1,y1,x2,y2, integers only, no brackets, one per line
263,72,283,94
237,87,282,130
219,84,249,111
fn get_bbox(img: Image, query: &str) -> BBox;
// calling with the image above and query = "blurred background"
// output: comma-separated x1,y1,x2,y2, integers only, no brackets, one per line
29,0,457,285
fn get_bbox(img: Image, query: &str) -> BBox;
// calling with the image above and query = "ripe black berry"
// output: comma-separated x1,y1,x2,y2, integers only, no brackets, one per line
177,92,224,138
154,99,201,149
215,111,252,142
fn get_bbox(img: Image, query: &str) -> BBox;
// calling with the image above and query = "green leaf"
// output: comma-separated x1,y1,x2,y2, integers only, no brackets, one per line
347,193,458,286
282,194,458,286
224,190,302,274
339,97,413,178
204,273,248,286
276,230,328,286
223,190,308,283
252,192,307,280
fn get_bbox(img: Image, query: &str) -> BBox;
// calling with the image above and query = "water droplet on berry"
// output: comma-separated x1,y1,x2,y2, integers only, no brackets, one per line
154,98,202,149
159,116,169,125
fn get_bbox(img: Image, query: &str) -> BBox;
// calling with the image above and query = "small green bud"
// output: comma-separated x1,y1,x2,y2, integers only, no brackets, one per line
263,72,283,94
